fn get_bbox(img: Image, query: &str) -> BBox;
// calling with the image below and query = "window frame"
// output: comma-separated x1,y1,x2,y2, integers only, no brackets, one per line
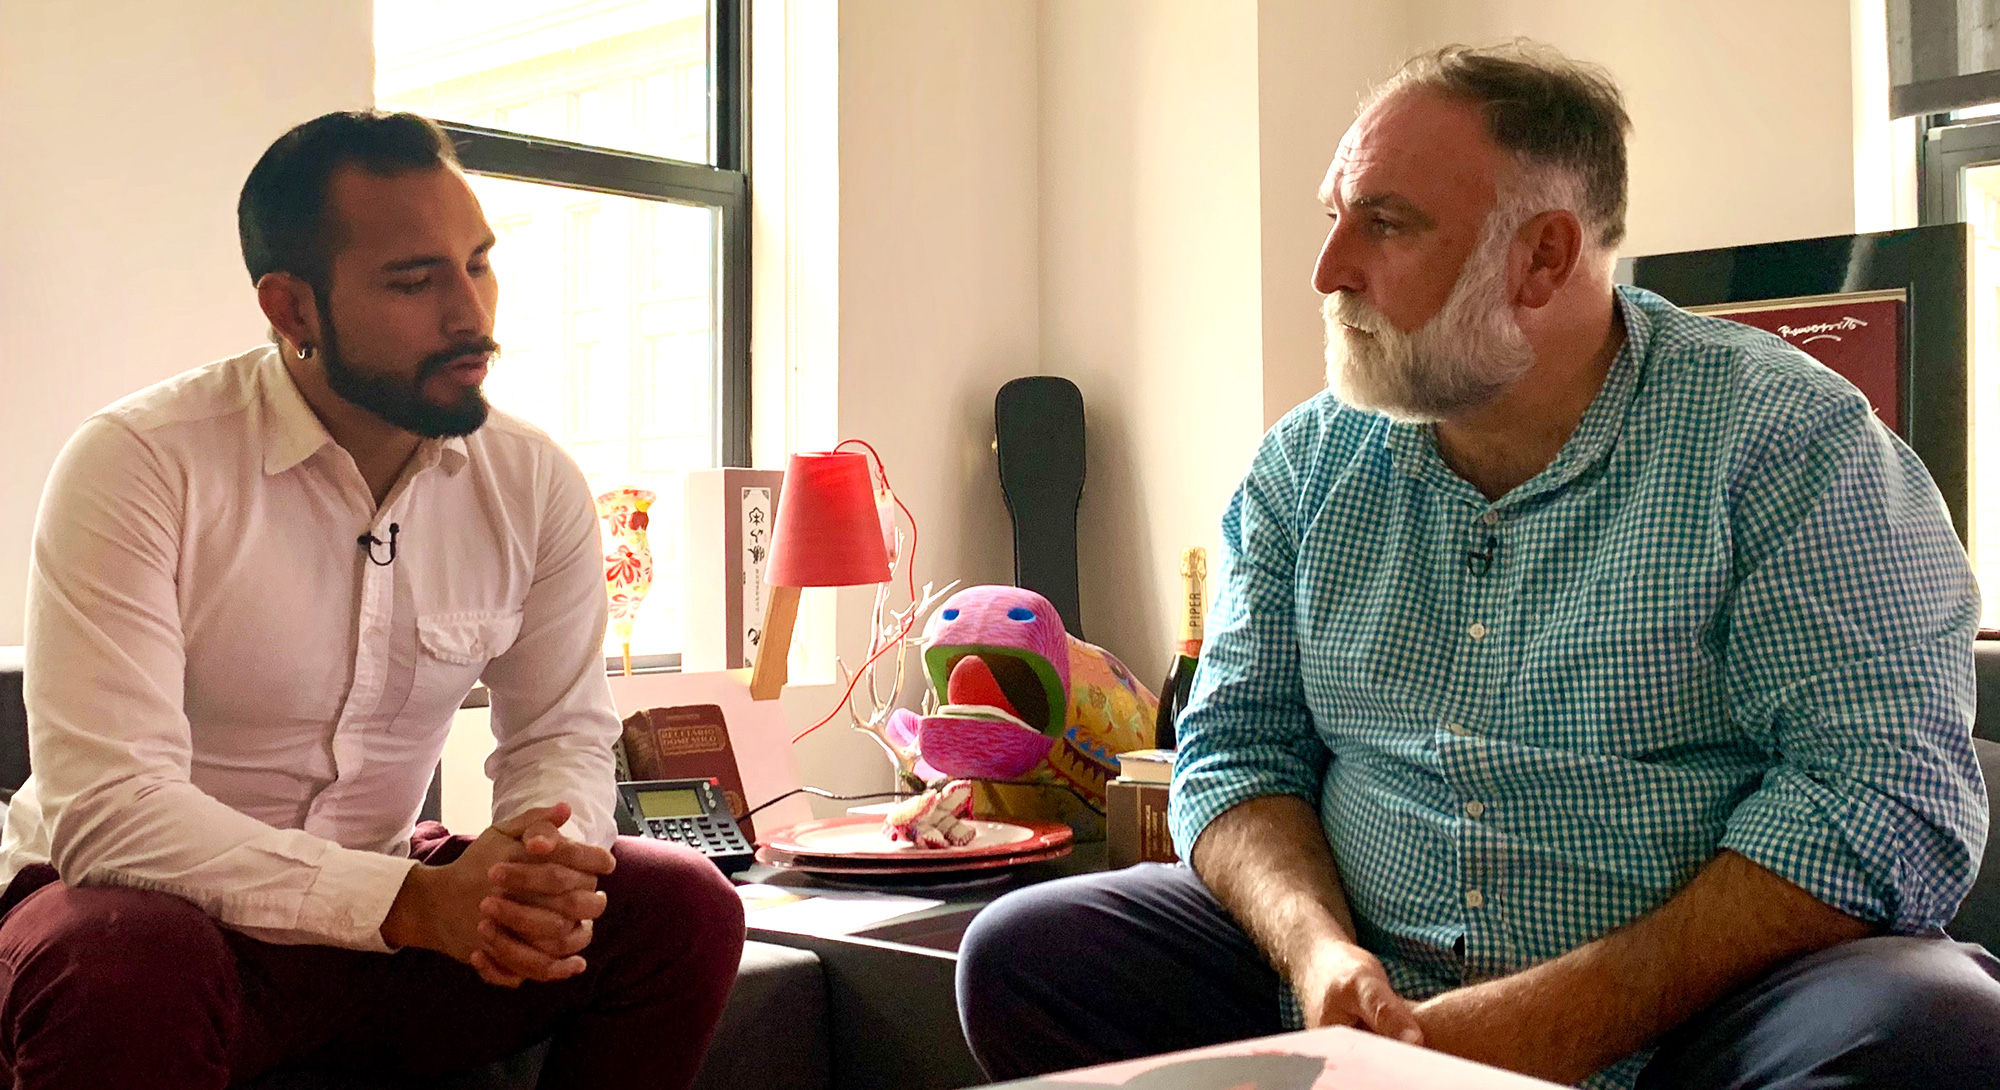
1918,112,2000,225
1916,112,2000,636
425,0,751,677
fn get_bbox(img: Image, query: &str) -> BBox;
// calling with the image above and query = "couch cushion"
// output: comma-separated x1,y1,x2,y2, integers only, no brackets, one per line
695,940,830,1090
1949,737,2000,953
0,647,26,796
237,940,824,1090
1972,642,2000,744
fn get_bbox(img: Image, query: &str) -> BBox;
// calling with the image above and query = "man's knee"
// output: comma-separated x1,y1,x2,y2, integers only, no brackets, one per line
1840,938,2000,1067
959,868,1187,1012
0,882,238,1085
1654,937,2000,1088
1,883,232,1002
602,838,745,975
960,878,1102,993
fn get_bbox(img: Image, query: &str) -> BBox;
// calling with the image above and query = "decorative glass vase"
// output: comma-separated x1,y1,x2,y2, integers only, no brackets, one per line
595,487,656,676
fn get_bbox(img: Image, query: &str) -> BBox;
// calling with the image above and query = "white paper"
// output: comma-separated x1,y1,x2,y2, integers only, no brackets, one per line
737,883,944,936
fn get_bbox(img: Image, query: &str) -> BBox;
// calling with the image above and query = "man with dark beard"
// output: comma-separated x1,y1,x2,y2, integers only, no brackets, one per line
958,43,2000,1089
0,112,743,1089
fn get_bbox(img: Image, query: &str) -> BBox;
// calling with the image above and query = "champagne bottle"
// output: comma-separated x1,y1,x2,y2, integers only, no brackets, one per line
1154,546,1207,750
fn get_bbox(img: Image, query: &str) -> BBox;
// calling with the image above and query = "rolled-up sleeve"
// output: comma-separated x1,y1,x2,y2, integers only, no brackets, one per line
479,451,621,849
1169,421,1332,857
1719,395,1985,932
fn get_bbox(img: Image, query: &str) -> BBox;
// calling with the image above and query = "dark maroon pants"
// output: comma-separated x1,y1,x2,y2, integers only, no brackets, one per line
0,825,746,1089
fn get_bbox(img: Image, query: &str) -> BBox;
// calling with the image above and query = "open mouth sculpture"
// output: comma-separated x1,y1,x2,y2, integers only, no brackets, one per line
891,586,1158,811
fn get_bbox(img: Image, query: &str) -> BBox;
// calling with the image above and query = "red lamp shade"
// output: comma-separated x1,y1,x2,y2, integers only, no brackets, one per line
765,451,891,588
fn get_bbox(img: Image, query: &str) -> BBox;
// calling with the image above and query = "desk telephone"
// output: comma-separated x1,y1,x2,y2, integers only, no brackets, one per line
615,777,757,874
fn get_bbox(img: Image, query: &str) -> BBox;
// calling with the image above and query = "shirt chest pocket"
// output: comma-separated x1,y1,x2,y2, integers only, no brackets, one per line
406,609,524,718
418,609,524,666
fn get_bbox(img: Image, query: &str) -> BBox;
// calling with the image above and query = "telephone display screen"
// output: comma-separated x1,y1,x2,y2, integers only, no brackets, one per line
637,788,704,819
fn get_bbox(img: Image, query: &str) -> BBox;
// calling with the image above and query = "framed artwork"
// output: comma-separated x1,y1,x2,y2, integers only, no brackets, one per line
1684,289,1905,435
1621,223,1971,543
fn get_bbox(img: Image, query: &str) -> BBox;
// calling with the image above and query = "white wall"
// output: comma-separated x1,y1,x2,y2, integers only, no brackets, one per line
1037,0,1268,686
1255,0,1409,428
1407,0,1858,258
832,0,1038,617
804,0,1042,789
0,0,375,646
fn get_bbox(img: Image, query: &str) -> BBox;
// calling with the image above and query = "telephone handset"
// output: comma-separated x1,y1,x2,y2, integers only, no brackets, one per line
615,777,756,874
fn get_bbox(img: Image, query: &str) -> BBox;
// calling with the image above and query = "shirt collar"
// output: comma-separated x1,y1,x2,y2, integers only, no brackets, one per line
425,434,471,476
259,346,336,477
1383,285,1652,508
257,347,472,478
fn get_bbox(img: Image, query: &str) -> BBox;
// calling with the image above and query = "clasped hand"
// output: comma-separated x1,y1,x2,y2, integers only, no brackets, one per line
383,801,616,987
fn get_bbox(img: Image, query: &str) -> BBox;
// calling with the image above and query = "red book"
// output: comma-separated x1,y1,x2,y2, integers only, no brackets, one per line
619,704,755,839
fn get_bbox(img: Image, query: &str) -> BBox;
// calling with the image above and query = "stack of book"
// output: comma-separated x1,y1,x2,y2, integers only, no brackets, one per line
1106,748,1177,869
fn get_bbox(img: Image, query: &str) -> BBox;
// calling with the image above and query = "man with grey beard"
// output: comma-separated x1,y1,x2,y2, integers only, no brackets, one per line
957,42,2000,1090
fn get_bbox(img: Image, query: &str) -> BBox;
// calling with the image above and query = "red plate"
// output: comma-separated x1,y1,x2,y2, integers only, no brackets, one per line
759,814,1073,862
753,842,1073,877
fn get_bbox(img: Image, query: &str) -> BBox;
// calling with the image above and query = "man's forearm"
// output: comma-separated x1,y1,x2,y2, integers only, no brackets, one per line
1190,794,1360,975
1417,849,1874,1083
380,864,437,951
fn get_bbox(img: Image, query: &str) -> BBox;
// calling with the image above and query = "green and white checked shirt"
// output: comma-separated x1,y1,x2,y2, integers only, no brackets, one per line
1169,286,1987,1088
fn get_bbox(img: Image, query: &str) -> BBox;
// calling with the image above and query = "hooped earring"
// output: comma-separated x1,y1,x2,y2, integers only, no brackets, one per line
296,343,317,361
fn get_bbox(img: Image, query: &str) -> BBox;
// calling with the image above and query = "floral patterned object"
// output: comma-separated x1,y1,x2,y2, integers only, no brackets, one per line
595,488,656,676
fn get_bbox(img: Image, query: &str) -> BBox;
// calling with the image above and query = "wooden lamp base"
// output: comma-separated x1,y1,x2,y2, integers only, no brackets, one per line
748,584,802,700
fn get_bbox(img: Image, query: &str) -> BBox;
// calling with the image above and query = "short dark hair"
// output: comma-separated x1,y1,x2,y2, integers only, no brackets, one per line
1374,41,1631,249
237,110,459,290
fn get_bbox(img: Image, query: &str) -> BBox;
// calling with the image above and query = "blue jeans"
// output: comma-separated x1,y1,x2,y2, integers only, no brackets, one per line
956,863,2000,1087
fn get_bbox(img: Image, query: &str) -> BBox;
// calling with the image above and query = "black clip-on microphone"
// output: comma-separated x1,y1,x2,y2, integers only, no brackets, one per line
1465,534,1498,577
359,522,400,566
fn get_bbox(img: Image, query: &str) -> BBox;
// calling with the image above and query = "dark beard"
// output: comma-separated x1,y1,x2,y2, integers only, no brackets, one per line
317,296,495,439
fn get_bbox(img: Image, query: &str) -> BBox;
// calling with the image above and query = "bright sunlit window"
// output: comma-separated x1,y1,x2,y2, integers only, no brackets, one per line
375,0,749,667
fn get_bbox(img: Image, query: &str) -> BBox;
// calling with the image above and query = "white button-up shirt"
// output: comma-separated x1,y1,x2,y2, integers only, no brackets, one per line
2,345,621,950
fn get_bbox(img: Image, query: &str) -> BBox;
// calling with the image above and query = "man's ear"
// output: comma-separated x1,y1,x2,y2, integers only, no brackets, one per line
255,272,321,354
1514,210,1585,310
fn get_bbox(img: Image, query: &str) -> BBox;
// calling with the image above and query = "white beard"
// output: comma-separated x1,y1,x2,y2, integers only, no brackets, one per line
1322,219,1535,423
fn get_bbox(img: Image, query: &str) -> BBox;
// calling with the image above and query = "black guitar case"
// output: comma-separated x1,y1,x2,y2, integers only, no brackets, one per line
995,376,1087,637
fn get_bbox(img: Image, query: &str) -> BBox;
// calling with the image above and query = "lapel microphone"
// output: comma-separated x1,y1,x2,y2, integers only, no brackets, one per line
358,523,400,567
1465,534,1498,577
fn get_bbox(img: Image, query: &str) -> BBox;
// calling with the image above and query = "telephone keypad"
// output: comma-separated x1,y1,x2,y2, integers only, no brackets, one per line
640,816,751,853
617,778,757,875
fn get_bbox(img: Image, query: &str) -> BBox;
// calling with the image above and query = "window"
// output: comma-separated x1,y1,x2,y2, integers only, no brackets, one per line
1919,113,2000,628
375,0,750,669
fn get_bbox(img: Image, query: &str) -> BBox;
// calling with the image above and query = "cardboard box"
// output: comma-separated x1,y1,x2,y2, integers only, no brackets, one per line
682,468,786,672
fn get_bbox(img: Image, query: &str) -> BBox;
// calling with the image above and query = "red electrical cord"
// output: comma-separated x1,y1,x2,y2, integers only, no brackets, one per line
789,439,924,744
835,438,919,605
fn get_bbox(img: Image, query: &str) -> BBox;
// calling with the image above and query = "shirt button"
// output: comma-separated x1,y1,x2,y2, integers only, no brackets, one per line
1464,800,1486,818
1465,889,1486,909
1467,622,1488,640
1446,722,1472,736
1481,510,1500,526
